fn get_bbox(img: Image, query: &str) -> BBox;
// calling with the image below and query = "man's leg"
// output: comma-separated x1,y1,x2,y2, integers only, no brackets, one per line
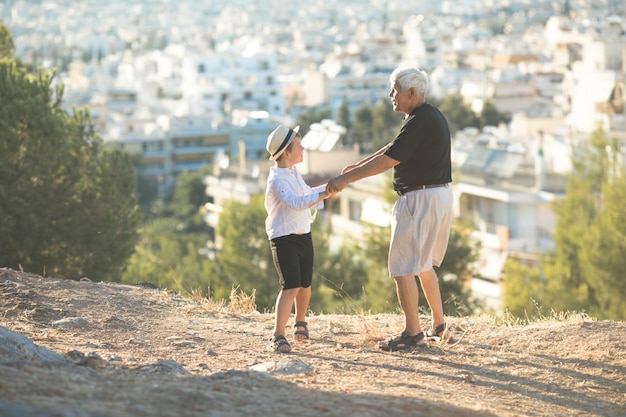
394,275,422,336
418,269,445,328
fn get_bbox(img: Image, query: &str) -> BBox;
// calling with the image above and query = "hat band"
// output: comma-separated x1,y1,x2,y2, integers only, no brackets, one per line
272,129,293,158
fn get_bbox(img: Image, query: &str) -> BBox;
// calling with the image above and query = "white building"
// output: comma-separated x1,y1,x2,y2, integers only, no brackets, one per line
551,15,626,135
180,51,285,121
108,114,229,196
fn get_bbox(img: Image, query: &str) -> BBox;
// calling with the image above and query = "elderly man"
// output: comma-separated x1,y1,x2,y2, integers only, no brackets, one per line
327,67,453,351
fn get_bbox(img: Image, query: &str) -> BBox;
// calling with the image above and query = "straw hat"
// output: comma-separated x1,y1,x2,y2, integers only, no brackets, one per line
266,125,300,161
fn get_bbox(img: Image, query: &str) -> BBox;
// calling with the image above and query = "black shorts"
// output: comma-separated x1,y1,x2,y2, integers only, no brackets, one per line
269,233,314,290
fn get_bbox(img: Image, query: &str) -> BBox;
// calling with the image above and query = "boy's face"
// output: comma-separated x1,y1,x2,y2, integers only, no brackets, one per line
282,135,304,165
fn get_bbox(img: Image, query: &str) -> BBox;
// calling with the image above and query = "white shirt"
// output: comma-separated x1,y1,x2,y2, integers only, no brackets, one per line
265,166,325,240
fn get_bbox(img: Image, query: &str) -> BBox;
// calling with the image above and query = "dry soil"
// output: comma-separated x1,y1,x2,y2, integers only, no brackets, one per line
0,268,625,417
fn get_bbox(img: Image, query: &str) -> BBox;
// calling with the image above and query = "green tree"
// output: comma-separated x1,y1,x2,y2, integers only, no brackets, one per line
438,93,480,135
502,259,545,318
337,98,351,133
337,98,355,148
214,195,277,310
583,171,626,319
0,21,15,59
135,175,160,210
351,105,375,152
542,129,609,315
480,100,511,128
0,60,140,281
295,107,332,136
169,169,209,233
313,226,369,313
371,97,402,150
121,218,213,295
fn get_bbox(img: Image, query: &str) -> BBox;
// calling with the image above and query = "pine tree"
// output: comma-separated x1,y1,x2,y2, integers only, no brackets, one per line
542,129,608,315
580,137,626,319
0,60,140,280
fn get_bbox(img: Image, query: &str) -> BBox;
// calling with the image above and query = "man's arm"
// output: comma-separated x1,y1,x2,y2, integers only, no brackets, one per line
341,143,391,174
327,153,398,193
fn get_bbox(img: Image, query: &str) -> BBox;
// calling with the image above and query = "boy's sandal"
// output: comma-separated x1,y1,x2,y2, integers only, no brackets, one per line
293,321,310,341
425,323,453,343
378,331,425,352
267,335,292,353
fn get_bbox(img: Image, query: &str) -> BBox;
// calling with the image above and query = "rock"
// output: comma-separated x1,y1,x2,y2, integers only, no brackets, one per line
52,317,90,328
139,359,188,374
0,326,65,363
249,359,311,375
0,401,84,417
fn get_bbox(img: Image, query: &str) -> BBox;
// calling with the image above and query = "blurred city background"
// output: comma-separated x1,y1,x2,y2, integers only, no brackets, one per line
2,0,625,319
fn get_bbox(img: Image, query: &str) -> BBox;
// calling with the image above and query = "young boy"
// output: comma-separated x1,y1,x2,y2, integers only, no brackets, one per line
264,125,334,353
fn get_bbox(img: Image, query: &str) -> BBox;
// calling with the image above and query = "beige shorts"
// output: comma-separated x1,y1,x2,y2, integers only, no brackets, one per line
388,185,453,277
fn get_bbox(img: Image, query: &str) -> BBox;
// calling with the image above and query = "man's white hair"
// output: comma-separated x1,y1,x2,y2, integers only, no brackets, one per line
390,68,429,99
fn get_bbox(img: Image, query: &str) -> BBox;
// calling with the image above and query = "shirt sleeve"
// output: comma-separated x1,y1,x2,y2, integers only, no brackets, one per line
310,184,327,210
271,177,322,210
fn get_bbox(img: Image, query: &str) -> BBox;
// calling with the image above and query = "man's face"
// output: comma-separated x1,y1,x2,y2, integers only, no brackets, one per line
389,81,412,114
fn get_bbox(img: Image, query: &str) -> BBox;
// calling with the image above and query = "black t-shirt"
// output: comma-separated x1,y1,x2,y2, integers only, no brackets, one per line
384,102,452,192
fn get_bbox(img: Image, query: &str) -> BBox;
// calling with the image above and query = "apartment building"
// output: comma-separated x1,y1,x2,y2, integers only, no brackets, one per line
180,51,285,121
453,127,567,275
109,115,230,197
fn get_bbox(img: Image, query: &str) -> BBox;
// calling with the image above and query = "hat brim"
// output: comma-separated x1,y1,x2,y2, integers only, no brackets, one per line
269,126,300,161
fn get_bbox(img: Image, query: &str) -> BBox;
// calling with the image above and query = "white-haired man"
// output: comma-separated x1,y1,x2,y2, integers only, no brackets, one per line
327,67,453,351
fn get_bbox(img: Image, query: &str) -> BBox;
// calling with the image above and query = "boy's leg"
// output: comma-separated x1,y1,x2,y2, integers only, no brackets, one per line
293,286,310,341
273,288,298,337
294,286,310,323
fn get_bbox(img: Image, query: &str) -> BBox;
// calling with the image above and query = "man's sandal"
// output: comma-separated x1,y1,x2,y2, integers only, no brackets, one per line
293,321,309,341
267,335,292,353
378,331,425,352
425,323,453,343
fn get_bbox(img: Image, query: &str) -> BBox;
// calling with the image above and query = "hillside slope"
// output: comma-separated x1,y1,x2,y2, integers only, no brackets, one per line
0,268,624,417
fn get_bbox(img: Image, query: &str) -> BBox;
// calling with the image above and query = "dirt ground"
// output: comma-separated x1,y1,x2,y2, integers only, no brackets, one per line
0,267,625,417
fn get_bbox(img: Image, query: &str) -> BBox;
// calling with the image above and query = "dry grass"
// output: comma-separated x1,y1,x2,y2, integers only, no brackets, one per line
226,286,257,314
185,285,257,315
358,313,383,341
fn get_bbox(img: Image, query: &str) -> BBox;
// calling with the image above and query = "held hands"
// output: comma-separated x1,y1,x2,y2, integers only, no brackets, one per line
326,164,355,194
322,189,337,200
326,175,348,194
320,182,338,200
321,187,337,200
